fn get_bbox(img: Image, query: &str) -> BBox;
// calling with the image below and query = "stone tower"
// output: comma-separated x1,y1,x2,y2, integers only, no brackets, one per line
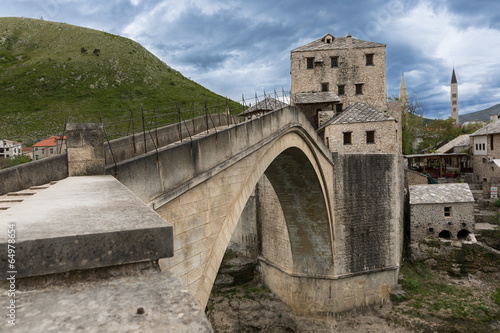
290,34,387,112
400,72,407,104
451,68,458,123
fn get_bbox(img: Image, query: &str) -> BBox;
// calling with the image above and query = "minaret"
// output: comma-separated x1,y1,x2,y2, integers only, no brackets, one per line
400,72,407,104
451,68,459,123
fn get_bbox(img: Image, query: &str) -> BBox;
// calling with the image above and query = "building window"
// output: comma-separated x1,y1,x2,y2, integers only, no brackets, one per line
483,143,486,150
336,103,343,113
355,84,363,95
331,56,338,68
366,130,375,144
50,148,54,154
491,136,494,150
365,54,374,66
306,57,314,69
343,132,352,145
338,85,345,95
444,207,451,217
321,83,329,92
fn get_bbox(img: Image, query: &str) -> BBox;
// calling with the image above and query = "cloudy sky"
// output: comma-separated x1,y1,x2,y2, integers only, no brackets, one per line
3,0,500,119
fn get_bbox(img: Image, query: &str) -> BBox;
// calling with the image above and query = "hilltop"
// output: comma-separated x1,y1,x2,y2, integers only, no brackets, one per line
459,103,500,124
0,17,234,144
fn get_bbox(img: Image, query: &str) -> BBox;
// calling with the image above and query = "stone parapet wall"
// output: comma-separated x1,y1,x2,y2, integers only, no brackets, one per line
0,154,68,195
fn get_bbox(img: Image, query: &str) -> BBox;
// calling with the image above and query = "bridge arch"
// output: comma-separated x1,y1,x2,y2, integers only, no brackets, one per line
189,127,334,307
153,122,334,308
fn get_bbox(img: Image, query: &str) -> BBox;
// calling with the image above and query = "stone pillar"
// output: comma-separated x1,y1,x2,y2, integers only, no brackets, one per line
66,123,105,176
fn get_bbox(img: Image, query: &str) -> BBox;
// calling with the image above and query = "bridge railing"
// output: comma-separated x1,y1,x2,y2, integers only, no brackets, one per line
100,89,291,166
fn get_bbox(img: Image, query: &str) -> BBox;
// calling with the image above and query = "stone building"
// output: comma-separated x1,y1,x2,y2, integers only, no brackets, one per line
290,33,387,114
0,139,22,159
409,183,474,243
318,102,399,154
469,121,500,184
239,97,288,120
32,135,66,161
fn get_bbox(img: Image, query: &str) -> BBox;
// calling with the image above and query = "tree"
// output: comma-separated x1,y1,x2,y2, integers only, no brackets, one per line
417,117,462,152
389,94,425,155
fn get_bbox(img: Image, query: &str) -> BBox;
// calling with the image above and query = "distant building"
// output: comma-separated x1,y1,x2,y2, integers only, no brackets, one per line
22,147,33,158
290,34,387,126
436,134,470,154
0,140,22,159
469,121,500,183
409,183,474,243
450,68,459,123
239,97,289,120
32,136,66,161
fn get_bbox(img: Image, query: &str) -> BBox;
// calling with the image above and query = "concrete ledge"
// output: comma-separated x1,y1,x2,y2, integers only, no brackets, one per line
0,176,173,278
1,264,213,332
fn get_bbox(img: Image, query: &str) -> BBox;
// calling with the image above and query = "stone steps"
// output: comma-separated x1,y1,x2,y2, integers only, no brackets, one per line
0,182,56,212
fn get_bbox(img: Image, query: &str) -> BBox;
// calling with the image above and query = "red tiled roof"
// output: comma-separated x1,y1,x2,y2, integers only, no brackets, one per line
32,136,66,147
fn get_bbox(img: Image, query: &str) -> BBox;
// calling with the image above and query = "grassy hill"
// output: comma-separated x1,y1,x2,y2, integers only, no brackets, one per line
0,17,237,144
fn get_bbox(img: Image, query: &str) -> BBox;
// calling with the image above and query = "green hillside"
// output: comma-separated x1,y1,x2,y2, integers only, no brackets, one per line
0,17,238,144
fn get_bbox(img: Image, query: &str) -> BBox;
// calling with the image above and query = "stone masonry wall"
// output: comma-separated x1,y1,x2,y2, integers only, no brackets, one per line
325,120,398,154
332,153,403,275
406,169,428,185
410,202,475,242
257,174,294,272
291,45,387,111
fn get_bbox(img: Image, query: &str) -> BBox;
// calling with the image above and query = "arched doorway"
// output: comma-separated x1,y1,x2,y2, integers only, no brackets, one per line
438,230,451,240
457,229,470,240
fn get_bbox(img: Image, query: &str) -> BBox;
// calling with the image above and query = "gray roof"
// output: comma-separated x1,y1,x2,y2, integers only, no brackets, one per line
293,91,340,104
409,183,474,205
318,102,394,130
470,119,500,137
240,97,289,116
292,34,386,52
435,134,470,153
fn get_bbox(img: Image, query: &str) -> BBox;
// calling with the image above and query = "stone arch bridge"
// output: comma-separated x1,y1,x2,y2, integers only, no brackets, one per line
108,105,403,315
0,106,403,325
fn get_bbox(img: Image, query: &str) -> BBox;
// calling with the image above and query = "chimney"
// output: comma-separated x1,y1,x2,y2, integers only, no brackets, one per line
346,34,352,50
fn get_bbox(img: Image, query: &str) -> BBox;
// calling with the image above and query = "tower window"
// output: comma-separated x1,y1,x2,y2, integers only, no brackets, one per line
321,83,329,92
355,84,363,95
366,131,375,144
366,54,374,66
331,56,339,68
452,93,457,98
452,101,457,105
306,57,314,69
444,207,451,217
343,132,352,145
338,85,345,95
